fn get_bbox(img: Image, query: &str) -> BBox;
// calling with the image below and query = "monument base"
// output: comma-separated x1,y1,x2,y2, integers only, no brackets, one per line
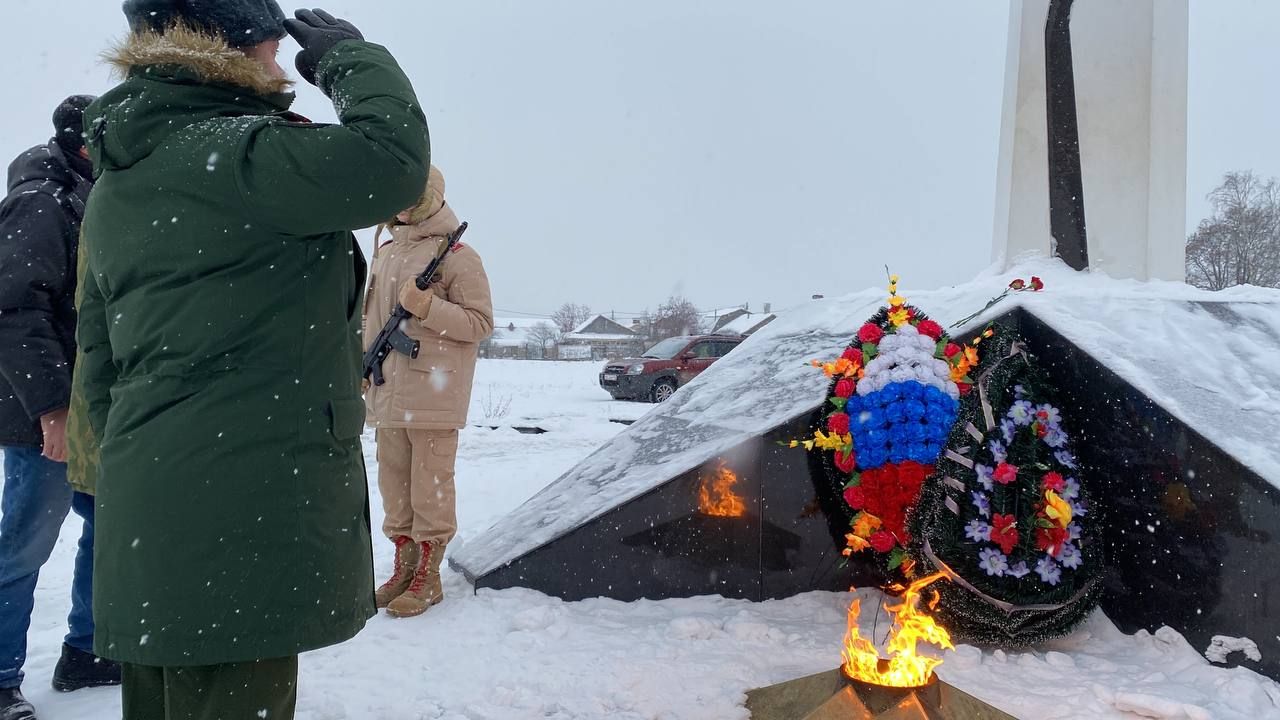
745,668,1016,720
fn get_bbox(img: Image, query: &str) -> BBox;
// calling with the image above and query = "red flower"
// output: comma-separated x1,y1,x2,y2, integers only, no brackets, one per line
944,343,962,359
857,323,884,344
916,320,943,341
993,463,1019,485
991,514,1019,555
1036,526,1068,557
957,382,973,396
834,448,857,474
827,412,851,436
869,531,897,553
1030,276,1044,291
1009,278,1026,290
834,378,855,399
841,347,860,363
1042,472,1065,492
843,484,867,510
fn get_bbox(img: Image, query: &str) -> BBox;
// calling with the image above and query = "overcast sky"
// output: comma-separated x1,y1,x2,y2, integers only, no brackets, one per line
3,1,1276,320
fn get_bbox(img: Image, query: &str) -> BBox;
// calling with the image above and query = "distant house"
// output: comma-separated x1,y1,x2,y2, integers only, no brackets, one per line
482,318,552,360
562,315,644,361
713,311,776,337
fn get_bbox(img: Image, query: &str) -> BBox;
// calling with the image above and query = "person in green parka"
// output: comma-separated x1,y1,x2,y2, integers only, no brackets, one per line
76,1,429,717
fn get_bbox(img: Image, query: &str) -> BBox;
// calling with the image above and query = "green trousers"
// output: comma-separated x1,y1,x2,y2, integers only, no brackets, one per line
121,657,298,720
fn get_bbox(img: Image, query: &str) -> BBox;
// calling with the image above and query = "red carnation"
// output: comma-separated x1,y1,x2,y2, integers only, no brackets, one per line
857,323,884,344
1042,472,1065,492
944,343,962,359
841,347,860,363
834,378,855,399
1030,276,1044,291
834,448,857,474
1009,278,1026,290
993,462,1019,485
916,319,943,341
869,531,897,553
827,412,851,436
843,484,867,510
991,514,1019,555
1036,526,1069,557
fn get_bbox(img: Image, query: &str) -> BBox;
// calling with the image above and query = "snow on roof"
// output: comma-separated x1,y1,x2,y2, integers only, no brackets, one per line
563,333,639,342
454,258,1280,577
570,314,634,336
717,312,776,336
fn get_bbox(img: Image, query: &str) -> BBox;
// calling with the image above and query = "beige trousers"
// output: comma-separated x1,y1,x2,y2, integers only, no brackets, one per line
375,428,458,547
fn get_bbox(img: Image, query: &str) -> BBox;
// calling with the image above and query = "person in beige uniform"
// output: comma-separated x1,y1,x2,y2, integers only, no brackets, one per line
363,165,493,618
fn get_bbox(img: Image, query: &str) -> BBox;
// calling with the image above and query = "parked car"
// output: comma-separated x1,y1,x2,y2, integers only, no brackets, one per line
599,334,743,402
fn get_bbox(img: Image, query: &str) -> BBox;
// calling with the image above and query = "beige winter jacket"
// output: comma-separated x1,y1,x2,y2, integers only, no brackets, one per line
363,202,494,429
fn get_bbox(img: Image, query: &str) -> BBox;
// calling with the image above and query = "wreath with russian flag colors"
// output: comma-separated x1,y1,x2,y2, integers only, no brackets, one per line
795,276,976,573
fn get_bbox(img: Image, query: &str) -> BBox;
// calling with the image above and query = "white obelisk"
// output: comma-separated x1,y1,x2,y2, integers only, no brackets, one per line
991,0,1189,282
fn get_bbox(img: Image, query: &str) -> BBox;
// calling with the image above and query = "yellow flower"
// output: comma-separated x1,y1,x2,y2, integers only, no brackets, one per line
889,307,911,327
889,295,906,307
1043,490,1073,528
890,274,901,284
852,513,882,538
963,346,980,366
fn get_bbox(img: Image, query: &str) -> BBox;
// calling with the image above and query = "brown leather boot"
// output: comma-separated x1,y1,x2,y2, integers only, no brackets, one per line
386,542,443,618
375,536,421,609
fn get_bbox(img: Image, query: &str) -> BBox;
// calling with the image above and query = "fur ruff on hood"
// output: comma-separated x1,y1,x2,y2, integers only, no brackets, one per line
105,24,293,97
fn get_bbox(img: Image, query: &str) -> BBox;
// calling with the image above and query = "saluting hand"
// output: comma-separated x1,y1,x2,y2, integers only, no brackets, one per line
283,8,364,87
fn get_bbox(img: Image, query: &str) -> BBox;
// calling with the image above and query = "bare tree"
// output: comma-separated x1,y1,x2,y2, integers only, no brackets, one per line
526,322,563,359
651,296,702,340
551,303,593,334
1186,171,1280,291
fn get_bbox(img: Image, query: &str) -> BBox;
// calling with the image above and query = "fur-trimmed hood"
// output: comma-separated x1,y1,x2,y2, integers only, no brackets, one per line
88,25,296,174
106,24,292,97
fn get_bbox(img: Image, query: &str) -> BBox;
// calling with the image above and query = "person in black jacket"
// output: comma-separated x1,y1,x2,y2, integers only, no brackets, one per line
0,96,120,720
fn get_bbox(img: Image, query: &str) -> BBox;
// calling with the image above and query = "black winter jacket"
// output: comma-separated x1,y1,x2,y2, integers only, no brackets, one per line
0,142,91,447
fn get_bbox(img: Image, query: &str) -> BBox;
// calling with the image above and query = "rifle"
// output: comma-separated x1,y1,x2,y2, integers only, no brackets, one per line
362,221,469,387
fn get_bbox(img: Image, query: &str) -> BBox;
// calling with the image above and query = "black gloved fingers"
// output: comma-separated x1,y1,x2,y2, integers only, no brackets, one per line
282,17,307,40
294,8,324,27
314,9,341,26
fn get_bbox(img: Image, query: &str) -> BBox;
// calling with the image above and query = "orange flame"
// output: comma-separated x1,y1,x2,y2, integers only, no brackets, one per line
842,572,954,688
698,463,746,517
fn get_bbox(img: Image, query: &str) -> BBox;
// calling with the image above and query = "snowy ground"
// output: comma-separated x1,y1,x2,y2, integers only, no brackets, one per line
10,360,1280,719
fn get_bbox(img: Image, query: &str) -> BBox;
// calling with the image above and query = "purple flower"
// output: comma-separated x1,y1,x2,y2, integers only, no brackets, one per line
1059,543,1083,570
1000,418,1016,444
1054,450,1078,469
1013,384,1027,399
1007,561,1031,579
975,464,994,491
1062,477,1081,501
971,492,991,518
965,519,992,542
979,548,1009,577
1009,400,1035,426
1036,556,1062,586
1044,426,1068,449
1035,404,1062,426
1067,522,1082,542
989,441,1008,464
1070,498,1088,518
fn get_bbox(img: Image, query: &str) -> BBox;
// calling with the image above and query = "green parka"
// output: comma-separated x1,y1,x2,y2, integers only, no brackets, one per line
77,26,429,666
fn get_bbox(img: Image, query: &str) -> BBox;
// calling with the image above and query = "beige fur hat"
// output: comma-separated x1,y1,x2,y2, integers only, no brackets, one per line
405,165,446,224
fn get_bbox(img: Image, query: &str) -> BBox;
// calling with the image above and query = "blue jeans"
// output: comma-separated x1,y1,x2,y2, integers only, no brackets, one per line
0,447,95,689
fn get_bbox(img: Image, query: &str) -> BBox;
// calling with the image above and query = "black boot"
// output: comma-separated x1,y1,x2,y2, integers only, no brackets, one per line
0,688,35,720
50,644,121,692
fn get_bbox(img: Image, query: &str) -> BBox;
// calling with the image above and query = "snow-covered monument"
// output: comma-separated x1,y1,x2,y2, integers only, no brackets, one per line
453,0,1280,680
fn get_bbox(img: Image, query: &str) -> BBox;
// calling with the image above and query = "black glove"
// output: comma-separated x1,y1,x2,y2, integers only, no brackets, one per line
283,8,364,87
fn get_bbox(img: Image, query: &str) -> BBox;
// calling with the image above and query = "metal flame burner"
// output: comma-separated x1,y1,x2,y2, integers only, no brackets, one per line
746,667,1013,720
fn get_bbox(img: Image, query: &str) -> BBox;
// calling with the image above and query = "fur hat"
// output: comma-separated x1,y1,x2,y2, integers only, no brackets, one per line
52,95,97,155
122,0,286,48
405,165,447,225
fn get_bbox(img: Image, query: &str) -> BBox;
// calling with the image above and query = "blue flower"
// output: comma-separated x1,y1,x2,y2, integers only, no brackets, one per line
979,548,1008,577
844,395,863,415
882,384,904,403
1000,418,1016,444
989,441,1008,463
1067,522,1082,542
1059,543,1083,570
906,443,929,462
965,520,992,542
887,402,911,424
975,464,994,491
1053,450,1077,469
902,423,927,444
922,441,942,458
1007,561,1031,579
971,492,991,518
1036,404,1062,426
888,444,909,464
903,399,927,422
1044,427,1068,449
1062,477,1080,501
1070,499,1088,518
1035,557,1062,586
1013,384,1027,399
1009,400,1035,426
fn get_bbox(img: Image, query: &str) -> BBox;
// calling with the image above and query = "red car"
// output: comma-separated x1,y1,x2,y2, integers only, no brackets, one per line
599,335,743,402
